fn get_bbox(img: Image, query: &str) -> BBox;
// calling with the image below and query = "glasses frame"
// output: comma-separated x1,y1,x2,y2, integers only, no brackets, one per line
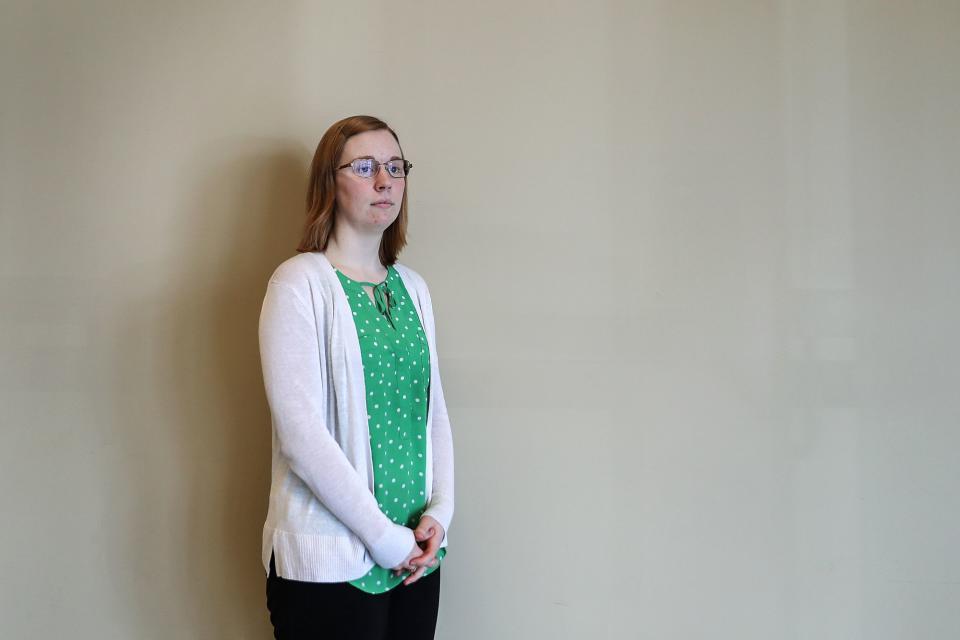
336,157,413,179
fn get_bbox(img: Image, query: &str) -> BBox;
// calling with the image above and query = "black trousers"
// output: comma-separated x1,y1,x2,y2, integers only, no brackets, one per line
266,553,441,640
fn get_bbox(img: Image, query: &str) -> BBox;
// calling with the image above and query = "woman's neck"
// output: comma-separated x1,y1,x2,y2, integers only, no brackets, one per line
325,231,386,281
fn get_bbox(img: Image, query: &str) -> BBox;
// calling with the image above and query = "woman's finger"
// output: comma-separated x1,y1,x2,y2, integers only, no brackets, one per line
410,548,436,570
414,524,433,542
403,563,427,586
393,559,419,577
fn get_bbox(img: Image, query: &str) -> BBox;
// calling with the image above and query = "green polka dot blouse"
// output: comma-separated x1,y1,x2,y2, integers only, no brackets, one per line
335,264,446,594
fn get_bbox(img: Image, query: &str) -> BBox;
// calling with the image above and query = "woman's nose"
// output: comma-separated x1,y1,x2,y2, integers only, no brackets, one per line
373,166,392,190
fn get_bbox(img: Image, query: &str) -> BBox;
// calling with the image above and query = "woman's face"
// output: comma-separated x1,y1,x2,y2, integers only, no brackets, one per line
334,129,405,235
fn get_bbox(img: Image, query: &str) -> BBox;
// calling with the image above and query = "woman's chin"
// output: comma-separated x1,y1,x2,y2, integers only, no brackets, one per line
368,212,399,228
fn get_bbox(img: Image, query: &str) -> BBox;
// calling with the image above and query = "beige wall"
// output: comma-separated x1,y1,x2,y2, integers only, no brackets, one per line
2,1,958,638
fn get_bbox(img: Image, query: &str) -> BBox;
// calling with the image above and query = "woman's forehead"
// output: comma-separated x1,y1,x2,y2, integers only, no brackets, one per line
342,129,401,159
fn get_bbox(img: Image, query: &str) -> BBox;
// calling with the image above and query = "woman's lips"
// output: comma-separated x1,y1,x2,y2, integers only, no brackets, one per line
372,202,394,208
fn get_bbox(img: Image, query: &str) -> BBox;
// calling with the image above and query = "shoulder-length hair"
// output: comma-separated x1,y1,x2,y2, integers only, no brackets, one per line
296,115,409,265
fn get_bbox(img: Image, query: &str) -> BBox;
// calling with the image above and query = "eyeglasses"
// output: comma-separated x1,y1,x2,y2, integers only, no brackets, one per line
336,157,413,179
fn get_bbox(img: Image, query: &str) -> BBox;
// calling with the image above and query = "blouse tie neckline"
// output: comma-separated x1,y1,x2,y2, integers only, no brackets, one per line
354,277,397,329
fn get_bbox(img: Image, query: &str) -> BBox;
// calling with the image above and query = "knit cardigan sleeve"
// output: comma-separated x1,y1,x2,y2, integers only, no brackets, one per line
258,277,415,569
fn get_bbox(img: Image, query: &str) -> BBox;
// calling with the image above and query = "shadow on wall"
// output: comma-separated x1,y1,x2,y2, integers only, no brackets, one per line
112,137,309,637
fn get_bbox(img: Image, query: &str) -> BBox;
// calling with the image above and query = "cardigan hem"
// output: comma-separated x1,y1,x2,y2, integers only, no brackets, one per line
263,527,373,583
262,526,449,583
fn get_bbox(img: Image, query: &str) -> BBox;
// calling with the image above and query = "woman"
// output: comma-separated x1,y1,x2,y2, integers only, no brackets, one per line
257,115,454,639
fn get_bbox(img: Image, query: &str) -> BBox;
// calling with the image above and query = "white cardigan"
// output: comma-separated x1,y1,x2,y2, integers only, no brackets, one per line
258,251,454,582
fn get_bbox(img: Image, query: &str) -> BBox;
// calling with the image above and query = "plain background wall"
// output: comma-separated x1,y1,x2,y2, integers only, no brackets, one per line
2,1,958,638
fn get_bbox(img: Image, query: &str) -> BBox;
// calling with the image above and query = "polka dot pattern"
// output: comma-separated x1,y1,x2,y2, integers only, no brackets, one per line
334,265,445,594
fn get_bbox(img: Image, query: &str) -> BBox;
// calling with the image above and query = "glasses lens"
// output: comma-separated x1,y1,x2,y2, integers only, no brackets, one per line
352,158,375,178
385,160,407,178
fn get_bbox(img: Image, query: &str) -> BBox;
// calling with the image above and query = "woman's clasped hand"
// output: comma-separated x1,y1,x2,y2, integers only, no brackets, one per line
391,515,445,585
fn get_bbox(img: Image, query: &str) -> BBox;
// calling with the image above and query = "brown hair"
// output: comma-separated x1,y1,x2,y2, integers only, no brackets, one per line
296,115,409,264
